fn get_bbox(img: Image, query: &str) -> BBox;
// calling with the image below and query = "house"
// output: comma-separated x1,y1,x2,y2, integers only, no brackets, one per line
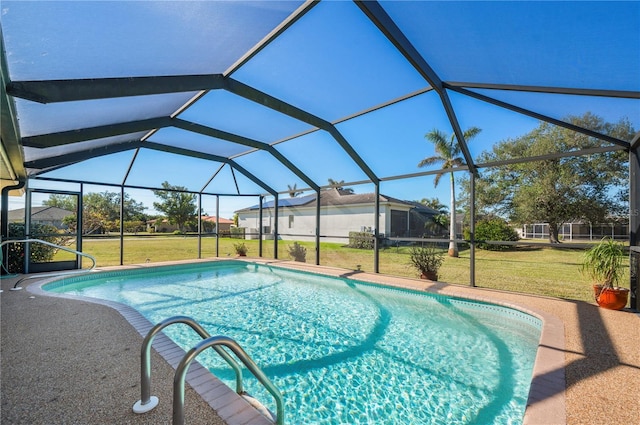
7,206,74,230
147,216,234,233
146,218,178,233
521,220,629,241
201,216,234,235
235,188,446,243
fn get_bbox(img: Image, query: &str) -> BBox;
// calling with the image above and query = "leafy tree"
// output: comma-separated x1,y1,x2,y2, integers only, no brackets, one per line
43,194,76,211
45,191,146,234
83,192,119,233
327,178,354,194
418,126,482,257
152,182,197,233
287,184,303,198
471,113,632,243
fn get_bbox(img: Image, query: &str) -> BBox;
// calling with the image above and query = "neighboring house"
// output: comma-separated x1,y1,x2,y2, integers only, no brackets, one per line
201,216,234,235
146,218,179,233
235,188,446,243
520,221,629,241
147,216,234,233
7,206,74,230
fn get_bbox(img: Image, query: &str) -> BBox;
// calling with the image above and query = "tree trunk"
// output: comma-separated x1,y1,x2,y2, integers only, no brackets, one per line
449,173,459,257
548,222,561,244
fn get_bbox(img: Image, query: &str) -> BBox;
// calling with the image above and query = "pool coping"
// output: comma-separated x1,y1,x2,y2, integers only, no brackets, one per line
28,258,565,425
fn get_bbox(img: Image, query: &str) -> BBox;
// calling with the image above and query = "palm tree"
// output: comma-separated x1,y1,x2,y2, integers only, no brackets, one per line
418,127,481,257
419,197,449,228
287,184,303,198
419,197,448,214
327,178,354,194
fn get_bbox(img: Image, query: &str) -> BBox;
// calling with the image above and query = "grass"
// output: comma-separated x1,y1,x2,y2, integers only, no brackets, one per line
58,235,630,304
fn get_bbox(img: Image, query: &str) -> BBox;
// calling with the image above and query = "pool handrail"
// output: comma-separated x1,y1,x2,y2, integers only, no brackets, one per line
0,238,97,289
174,335,284,425
133,316,244,411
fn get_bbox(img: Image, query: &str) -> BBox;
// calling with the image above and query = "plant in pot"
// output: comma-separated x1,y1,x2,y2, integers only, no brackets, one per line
408,244,444,281
287,241,307,262
233,242,248,257
580,238,629,310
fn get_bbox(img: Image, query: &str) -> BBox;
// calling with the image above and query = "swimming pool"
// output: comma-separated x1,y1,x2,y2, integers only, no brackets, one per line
45,260,541,424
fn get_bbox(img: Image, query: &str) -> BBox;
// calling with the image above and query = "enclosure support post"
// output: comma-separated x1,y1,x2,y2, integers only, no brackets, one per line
120,185,125,266
77,184,84,269
469,172,476,287
215,195,220,257
273,194,279,259
24,184,31,273
629,144,639,310
197,193,202,259
316,189,321,266
258,195,263,257
374,183,380,274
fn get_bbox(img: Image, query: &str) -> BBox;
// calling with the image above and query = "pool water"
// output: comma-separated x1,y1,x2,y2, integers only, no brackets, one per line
47,261,541,424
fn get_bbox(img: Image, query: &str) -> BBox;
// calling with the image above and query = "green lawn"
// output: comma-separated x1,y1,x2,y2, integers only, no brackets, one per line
62,235,630,305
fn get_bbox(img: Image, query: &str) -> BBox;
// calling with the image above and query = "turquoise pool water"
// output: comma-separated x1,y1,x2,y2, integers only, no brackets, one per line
46,261,541,424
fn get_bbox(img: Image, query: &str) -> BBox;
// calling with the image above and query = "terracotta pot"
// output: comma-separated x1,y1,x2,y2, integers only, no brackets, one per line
420,271,438,281
592,284,604,299
595,286,629,310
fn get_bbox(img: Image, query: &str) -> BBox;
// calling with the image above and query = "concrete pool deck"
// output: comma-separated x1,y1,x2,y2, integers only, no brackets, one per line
2,258,639,424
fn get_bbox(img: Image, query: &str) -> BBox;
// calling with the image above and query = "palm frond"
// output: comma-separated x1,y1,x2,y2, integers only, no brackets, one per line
425,129,448,145
433,172,444,187
418,156,444,168
463,126,482,140
451,158,465,168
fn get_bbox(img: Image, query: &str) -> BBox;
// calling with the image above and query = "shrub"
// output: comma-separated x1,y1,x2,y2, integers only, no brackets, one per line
408,244,444,279
230,227,245,239
465,218,519,251
122,220,146,233
288,242,307,262
234,242,248,256
348,232,374,249
5,223,65,273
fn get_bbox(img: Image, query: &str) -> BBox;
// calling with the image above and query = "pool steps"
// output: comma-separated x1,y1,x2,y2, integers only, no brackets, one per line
133,315,283,425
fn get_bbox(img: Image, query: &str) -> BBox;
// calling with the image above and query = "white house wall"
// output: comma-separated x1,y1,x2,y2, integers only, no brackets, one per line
237,203,406,243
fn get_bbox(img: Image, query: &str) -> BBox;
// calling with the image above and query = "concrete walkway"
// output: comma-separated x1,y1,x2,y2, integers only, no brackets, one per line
1,275,227,425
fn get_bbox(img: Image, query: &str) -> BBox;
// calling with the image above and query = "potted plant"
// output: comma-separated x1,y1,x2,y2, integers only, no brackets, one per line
233,242,248,257
408,244,444,281
287,241,307,262
580,238,629,310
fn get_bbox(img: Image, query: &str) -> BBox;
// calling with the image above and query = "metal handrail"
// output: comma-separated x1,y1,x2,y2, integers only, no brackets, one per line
133,316,283,425
0,238,96,289
173,335,284,425
133,316,245,415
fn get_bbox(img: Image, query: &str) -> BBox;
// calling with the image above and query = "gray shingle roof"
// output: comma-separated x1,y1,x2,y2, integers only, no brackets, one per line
7,206,74,222
236,188,440,214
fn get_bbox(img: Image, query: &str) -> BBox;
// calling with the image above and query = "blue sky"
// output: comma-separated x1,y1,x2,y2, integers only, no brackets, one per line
4,1,639,219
